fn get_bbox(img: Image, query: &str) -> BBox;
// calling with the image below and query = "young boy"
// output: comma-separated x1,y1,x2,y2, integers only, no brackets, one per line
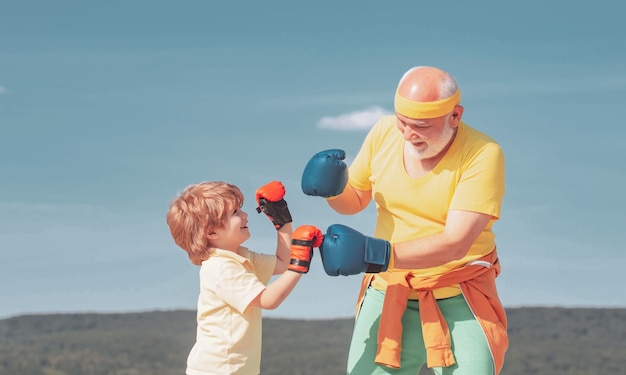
166,180,322,375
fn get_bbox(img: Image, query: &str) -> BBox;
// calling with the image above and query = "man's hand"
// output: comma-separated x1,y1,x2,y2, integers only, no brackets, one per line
320,224,390,276
256,181,293,230
289,225,323,273
301,149,349,198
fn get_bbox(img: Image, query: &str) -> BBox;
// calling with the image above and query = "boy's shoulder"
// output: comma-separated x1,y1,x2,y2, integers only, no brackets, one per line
201,247,275,270
202,248,250,265
198,249,245,275
242,247,279,262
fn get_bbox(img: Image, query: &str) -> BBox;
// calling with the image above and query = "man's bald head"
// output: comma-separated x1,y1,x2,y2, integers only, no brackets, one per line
394,66,461,119
397,66,458,102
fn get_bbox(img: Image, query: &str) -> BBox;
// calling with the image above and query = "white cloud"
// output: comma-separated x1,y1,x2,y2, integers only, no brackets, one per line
317,106,392,131
0,86,6,94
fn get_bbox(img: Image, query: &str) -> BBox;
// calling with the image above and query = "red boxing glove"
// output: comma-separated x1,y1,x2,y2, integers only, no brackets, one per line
255,181,292,230
256,180,285,202
289,225,323,274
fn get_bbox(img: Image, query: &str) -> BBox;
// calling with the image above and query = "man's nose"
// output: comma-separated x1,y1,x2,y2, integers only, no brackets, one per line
404,126,421,139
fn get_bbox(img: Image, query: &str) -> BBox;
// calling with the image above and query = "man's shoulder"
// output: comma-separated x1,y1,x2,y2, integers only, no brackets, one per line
461,122,496,141
368,115,399,138
455,123,505,168
377,115,397,127
460,122,501,149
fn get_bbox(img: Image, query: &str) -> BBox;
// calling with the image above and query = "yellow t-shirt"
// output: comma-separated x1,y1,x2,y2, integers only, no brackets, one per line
349,116,505,299
186,247,276,375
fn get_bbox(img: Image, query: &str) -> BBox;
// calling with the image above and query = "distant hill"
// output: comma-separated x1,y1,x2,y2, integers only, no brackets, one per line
0,307,624,375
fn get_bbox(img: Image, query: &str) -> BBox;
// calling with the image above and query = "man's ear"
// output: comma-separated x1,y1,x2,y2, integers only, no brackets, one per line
450,105,464,126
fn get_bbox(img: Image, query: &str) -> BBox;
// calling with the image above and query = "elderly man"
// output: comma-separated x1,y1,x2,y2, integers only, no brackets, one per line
302,66,508,375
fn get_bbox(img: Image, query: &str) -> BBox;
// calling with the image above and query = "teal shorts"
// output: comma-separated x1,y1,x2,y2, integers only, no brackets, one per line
347,287,494,375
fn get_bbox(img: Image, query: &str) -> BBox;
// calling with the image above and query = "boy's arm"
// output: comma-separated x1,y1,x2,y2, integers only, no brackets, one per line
251,225,322,310
273,223,292,274
250,271,302,310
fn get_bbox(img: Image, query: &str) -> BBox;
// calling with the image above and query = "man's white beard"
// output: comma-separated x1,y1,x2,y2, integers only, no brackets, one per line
406,123,456,160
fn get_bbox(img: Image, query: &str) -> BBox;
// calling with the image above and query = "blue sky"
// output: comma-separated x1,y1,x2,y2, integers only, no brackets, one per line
1,1,625,319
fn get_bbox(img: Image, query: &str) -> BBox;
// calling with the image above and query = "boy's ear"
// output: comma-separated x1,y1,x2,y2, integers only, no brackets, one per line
206,231,219,240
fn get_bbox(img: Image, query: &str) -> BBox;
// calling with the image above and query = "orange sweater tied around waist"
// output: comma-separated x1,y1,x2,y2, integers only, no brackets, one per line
356,249,508,374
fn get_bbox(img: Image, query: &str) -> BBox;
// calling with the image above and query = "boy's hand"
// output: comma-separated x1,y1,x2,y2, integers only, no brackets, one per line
255,181,293,230
289,225,323,273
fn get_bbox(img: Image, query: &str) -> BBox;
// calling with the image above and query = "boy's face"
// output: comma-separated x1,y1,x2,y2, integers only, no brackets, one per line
208,205,250,251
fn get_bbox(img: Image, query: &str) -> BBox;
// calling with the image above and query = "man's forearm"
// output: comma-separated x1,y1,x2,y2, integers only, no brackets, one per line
392,233,468,269
327,185,370,215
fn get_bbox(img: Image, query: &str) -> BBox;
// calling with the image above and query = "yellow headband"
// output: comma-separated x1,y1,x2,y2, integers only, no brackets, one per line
394,89,461,119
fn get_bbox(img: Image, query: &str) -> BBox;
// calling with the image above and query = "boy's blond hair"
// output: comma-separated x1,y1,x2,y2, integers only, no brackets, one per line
166,181,244,265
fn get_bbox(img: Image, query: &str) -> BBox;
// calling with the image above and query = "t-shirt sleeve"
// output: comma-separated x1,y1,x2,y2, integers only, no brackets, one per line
449,141,505,219
349,119,384,191
211,260,267,314
247,251,276,285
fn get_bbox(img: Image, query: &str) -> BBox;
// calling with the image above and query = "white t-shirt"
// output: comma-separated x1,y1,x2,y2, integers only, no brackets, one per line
186,247,276,375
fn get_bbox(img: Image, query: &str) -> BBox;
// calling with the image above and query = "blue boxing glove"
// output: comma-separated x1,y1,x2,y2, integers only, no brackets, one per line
319,224,391,276
301,149,348,198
